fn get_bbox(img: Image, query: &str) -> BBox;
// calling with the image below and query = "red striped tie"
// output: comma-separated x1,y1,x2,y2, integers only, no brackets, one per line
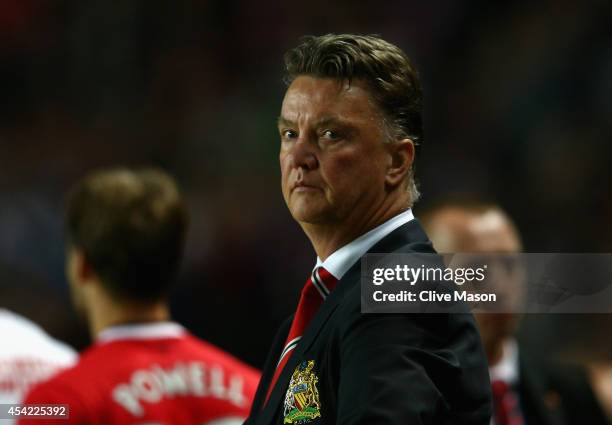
491,380,524,425
264,266,338,404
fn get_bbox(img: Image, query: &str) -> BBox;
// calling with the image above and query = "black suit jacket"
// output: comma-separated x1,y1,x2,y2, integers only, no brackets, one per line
246,220,492,425
526,359,608,425
518,353,568,425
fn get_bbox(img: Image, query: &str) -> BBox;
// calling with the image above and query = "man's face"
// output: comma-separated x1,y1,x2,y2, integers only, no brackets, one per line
278,76,390,225
426,209,523,353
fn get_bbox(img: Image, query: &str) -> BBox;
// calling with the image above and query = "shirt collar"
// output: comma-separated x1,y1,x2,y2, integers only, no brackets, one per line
97,321,185,343
489,338,519,385
315,209,415,280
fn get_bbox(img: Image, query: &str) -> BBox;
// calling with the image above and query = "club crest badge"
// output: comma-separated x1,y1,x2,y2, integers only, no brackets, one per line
283,360,322,424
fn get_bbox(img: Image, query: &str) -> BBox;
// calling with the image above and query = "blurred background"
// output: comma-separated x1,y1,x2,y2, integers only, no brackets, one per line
0,0,611,371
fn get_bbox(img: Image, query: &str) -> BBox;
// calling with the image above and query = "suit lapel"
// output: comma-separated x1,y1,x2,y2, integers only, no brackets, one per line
258,219,433,423
258,269,350,423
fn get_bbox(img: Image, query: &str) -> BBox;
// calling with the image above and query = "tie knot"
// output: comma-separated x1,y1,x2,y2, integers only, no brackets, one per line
307,266,338,300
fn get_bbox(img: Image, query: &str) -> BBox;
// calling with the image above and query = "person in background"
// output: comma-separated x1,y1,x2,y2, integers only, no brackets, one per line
245,34,491,425
0,307,76,425
421,199,608,425
19,167,260,425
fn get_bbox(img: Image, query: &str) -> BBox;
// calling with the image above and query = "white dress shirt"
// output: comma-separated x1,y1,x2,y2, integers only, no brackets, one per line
315,209,415,280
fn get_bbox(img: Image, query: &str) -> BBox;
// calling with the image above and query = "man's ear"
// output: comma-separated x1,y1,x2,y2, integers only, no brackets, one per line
66,246,94,286
385,138,415,187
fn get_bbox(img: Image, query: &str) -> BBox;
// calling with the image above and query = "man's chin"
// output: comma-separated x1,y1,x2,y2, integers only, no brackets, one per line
290,207,331,226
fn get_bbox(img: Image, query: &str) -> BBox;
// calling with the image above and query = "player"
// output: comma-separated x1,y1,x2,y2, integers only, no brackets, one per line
0,307,76,425
18,168,260,425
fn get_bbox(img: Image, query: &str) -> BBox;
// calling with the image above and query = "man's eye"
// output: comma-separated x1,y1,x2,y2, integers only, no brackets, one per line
321,130,339,140
282,130,297,139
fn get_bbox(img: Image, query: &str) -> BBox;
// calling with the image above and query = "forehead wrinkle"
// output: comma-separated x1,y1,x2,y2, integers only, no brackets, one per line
313,116,347,127
281,76,384,133
277,116,294,127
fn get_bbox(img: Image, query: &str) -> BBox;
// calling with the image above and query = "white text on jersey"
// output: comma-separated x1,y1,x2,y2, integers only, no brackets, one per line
112,361,246,416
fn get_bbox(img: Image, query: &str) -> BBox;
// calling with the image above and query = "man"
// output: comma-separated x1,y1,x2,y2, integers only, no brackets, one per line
421,200,608,425
0,265,77,418
19,168,260,425
245,34,491,425
0,307,76,425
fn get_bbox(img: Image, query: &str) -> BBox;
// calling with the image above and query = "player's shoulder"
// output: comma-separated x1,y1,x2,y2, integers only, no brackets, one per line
29,342,118,392
22,359,86,406
21,364,90,425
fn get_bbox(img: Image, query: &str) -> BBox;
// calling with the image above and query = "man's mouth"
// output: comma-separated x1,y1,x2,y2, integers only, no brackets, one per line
292,181,319,192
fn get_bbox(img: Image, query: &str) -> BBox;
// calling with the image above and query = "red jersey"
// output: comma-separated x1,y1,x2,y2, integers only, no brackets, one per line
18,322,260,425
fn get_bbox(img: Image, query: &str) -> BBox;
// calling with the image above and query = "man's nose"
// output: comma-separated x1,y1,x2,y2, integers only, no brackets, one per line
289,136,318,170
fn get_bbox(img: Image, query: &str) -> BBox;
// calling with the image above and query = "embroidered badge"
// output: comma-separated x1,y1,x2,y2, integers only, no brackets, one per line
283,360,322,424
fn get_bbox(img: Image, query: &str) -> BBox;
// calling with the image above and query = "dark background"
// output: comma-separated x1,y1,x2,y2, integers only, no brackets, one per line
0,0,610,368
